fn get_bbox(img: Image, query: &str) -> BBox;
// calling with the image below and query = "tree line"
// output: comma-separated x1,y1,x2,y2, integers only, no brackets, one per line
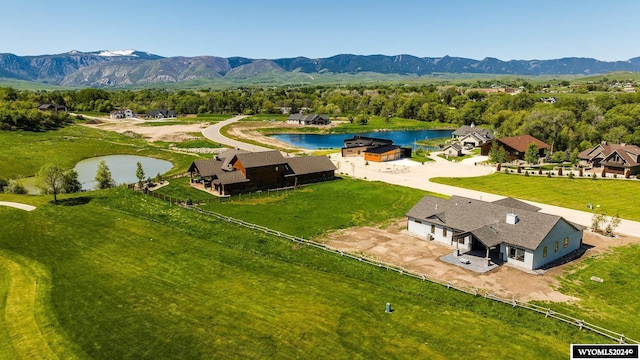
2,82,640,151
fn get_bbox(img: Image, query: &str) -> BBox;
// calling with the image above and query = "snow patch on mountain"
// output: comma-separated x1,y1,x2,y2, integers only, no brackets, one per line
98,49,137,57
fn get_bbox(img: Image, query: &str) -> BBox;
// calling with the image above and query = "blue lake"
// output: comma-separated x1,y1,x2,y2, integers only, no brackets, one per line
270,129,453,149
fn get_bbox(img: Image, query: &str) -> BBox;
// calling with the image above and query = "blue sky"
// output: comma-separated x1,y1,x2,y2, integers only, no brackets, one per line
4,0,639,61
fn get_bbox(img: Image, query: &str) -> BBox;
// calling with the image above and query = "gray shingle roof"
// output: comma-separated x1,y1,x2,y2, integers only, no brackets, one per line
406,195,577,250
286,156,337,176
235,151,287,168
452,125,492,138
492,197,541,213
188,159,224,177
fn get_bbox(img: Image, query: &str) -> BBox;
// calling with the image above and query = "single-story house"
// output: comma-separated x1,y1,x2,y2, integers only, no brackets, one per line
147,109,176,119
442,143,463,157
341,136,393,157
406,195,583,271
286,113,331,125
480,135,550,161
363,144,402,162
110,109,135,119
578,141,640,176
37,103,67,112
188,149,336,195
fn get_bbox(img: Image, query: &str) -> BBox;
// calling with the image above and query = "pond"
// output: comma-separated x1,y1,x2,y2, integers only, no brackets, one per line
269,129,453,150
74,155,173,190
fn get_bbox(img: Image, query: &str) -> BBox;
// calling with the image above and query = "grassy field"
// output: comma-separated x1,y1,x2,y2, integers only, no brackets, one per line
0,126,203,179
154,176,432,238
431,173,640,221
548,244,640,340
0,189,603,358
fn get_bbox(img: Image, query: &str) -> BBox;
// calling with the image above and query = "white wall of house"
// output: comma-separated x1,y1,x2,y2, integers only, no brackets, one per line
499,220,582,270
460,134,481,147
407,218,453,245
500,244,535,270
532,220,582,269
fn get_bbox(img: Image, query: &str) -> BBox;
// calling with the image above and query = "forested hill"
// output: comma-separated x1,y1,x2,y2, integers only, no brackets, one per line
1,50,640,87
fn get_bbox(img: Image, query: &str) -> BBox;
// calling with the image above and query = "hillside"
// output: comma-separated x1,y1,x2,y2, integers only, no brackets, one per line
1,50,640,87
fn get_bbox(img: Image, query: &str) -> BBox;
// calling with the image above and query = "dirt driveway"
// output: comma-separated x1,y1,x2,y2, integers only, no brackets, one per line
319,220,640,303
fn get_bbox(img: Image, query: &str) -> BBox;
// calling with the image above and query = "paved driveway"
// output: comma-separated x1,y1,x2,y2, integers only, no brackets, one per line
201,115,272,152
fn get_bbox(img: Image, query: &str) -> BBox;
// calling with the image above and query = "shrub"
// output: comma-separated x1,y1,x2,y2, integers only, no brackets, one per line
4,179,27,194
547,172,552,178
568,172,574,179
524,170,529,177
591,173,597,180
613,173,617,179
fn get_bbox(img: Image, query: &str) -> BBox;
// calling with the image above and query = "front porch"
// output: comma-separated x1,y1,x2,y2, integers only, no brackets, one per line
189,179,229,198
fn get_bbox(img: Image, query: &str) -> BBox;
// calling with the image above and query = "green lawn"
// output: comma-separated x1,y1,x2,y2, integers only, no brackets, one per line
154,177,432,238
431,173,640,222
548,244,640,340
0,189,602,358
0,126,203,179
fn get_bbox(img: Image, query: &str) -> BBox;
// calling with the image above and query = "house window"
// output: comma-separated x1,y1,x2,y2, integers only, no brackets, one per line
431,224,435,233
563,237,569,248
455,237,465,244
414,220,422,224
442,228,447,237
554,241,559,252
508,247,525,262
543,246,548,258
275,166,279,171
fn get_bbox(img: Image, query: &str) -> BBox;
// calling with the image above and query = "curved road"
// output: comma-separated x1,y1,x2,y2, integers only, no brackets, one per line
201,115,272,152
201,115,640,237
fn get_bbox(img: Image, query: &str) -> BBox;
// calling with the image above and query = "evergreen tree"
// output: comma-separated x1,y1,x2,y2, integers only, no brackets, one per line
63,169,82,193
95,160,115,189
524,142,540,165
135,162,145,189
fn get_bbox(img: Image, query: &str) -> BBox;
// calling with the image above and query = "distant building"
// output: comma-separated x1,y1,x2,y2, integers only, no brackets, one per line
451,123,494,147
110,109,135,119
37,103,67,112
442,143,463,157
146,109,176,119
480,135,550,161
341,136,393,157
578,141,640,176
286,113,331,125
341,135,410,162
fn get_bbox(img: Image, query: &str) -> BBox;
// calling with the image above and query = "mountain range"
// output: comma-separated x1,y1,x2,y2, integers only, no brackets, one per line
1,49,640,88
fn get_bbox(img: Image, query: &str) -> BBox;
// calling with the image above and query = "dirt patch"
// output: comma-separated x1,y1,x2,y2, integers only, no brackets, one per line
82,119,210,143
226,121,345,153
319,220,640,303
226,122,302,152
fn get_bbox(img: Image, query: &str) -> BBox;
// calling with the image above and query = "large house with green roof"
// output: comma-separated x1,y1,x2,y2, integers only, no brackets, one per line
406,195,583,271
